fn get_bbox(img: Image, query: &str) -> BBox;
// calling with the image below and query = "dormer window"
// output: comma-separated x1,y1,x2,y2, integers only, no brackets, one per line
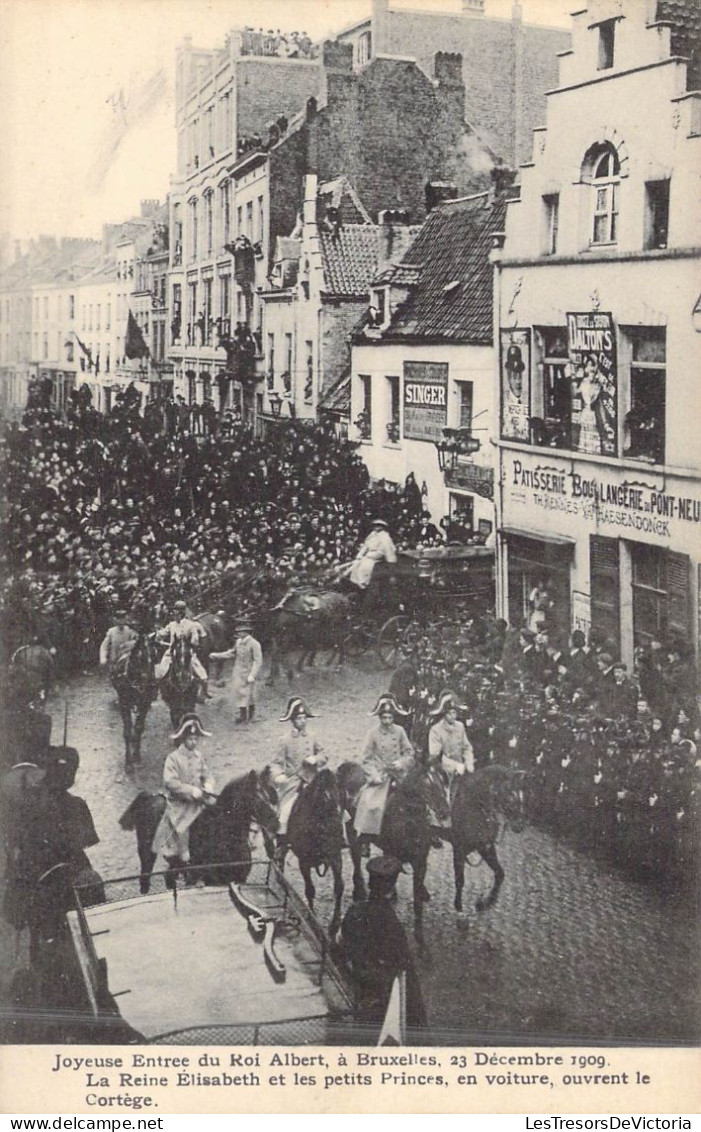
370,287,387,327
597,19,615,71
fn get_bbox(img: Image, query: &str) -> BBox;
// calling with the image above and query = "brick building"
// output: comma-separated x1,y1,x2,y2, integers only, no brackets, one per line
335,0,570,168
492,0,701,666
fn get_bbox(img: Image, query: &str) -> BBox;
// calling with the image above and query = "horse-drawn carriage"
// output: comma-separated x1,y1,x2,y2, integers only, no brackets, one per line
65,860,359,1045
268,544,495,676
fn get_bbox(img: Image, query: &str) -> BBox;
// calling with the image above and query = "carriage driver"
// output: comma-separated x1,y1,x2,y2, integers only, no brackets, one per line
99,609,137,671
353,694,414,849
155,600,208,684
348,518,397,590
153,713,215,875
269,697,327,857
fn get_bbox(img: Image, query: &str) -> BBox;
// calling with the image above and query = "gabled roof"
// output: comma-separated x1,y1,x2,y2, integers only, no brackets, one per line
374,193,506,344
319,224,380,298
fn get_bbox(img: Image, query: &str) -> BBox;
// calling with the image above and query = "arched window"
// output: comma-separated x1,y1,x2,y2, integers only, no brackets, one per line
583,143,620,246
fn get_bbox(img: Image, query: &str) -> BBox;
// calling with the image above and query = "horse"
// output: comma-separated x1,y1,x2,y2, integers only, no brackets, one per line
262,766,346,939
118,770,278,893
194,610,234,683
158,635,199,727
265,589,354,682
449,763,526,913
337,760,449,941
110,632,159,774
10,643,56,701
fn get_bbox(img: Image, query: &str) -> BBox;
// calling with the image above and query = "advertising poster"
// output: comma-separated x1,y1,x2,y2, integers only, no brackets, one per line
500,328,531,441
567,312,617,457
402,362,448,443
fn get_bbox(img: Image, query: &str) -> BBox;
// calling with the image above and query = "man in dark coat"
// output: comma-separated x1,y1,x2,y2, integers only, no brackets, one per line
341,855,427,1040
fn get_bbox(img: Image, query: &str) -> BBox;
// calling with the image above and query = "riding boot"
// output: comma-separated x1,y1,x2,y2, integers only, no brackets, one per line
235,707,247,725
247,705,255,722
164,856,182,891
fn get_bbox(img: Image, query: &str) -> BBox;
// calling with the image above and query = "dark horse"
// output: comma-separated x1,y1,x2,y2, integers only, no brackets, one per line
158,635,199,727
449,764,526,913
119,770,278,893
264,589,354,683
110,633,159,773
337,760,449,941
262,767,345,939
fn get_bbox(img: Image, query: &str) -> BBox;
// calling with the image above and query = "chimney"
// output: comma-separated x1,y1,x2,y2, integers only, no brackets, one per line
372,0,389,53
425,182,458,213
378,208,411,268
320,40,355,114
140,199,159,219
489,165,518,203
462,0,485,12
434,52,465,129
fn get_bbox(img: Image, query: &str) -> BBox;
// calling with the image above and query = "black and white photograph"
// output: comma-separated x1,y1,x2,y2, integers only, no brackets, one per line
0,0,699,1096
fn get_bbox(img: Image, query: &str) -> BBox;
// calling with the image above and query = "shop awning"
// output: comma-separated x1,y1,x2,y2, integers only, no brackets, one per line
499,526,575,548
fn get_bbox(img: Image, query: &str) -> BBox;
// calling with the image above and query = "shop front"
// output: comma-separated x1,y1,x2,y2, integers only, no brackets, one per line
497,447,700,663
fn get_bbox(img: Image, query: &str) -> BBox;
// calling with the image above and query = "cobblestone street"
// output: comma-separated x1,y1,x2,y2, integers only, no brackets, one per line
3,656,697,1046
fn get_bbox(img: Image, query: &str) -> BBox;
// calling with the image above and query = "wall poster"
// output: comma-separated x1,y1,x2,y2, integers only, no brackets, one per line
500,327,531,441
567,311,617,457
402,361,448,442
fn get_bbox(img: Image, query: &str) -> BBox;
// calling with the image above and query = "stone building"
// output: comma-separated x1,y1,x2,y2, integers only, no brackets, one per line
492,0,701,666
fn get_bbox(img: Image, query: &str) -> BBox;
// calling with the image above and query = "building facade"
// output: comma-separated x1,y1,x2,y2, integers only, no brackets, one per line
492,0,701,666
351,189,507,534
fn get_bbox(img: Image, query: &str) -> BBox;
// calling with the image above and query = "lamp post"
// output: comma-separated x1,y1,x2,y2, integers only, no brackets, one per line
434,427,481,473
268,390,282,418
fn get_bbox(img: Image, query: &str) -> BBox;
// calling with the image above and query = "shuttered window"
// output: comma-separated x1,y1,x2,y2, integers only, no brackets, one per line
631,544,690,647
590,535,620,646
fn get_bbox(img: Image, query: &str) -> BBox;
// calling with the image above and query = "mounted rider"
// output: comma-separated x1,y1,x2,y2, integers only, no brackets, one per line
99,609,137,673
269,697,327,855
155,600,208,683
153,713,215,877
353,693,414,843
427,690,474,792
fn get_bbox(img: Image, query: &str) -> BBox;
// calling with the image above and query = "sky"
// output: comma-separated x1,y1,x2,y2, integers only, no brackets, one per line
0,0,572,243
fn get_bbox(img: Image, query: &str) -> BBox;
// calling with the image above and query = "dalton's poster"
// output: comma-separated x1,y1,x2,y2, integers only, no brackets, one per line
567,312,617,457
0,0,699,1121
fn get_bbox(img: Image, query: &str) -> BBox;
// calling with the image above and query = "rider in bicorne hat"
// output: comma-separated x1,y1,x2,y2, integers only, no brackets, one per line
427,690,474,788
153,713,215,879
341,855,427,1037
268,697,327,857
353,694,414,845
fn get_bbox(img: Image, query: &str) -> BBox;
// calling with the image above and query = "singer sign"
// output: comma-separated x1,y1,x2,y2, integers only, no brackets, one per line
403,362,449,442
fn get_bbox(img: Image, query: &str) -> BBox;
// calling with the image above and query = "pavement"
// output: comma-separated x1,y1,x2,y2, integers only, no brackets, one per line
1,654,699,1045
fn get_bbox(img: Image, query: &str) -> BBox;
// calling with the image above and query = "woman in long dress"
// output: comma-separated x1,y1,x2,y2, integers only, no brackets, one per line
577,354,604,455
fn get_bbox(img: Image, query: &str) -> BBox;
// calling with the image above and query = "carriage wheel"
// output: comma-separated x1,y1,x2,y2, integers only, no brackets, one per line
376,615,411,668
342,622,375,659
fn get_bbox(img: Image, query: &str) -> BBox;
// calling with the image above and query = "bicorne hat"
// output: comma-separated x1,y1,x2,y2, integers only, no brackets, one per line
428,689,468,718
369,693,410,718
171,713,211,741
279,696,317,722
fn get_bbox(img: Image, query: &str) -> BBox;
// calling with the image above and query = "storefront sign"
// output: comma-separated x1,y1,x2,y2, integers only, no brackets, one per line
500,328,531,441
506,453,701,544
403,362,448,442
567,311,617,457
445,463,494,499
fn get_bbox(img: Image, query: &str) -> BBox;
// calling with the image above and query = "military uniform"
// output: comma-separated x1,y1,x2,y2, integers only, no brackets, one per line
354,722,414,837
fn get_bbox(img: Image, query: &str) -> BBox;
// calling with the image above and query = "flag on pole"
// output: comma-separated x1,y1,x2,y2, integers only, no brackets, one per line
73,332,93,370
124,310,150,360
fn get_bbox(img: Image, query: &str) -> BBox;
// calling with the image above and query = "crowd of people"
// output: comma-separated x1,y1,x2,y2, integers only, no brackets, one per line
391,612,699,886
0,391,453,667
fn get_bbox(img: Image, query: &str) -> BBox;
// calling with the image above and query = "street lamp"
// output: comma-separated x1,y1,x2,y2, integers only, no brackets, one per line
434,427,481,473
268,390,282,418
